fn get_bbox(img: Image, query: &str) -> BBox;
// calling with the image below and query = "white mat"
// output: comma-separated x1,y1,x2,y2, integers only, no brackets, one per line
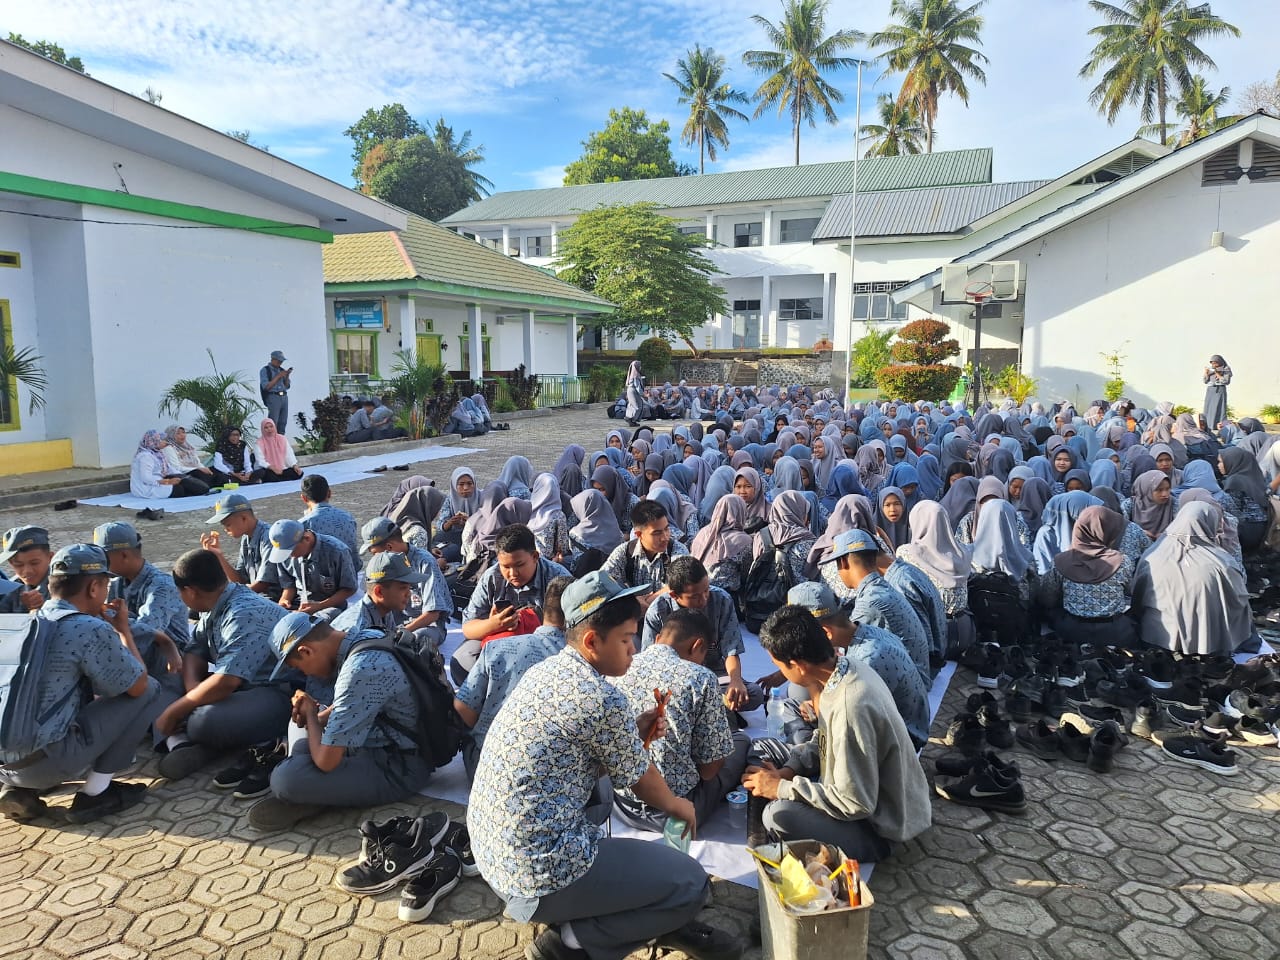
426,623,957,888
80,445,482,513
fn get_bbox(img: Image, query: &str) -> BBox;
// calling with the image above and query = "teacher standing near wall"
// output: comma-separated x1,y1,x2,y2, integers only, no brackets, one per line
1202,355,1231,432
260,350,293,436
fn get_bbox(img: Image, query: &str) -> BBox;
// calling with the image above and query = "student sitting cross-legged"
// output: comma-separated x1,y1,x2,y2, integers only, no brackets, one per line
357,517,453,648
200,494,280,601
0,545,165,824
615,608,749,833
468,570,743,960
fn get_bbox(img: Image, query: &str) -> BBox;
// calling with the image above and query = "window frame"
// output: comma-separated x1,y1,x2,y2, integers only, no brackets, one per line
332,329,379,377
777,297,824,323
733,221,763,248
778,217,820,244
525,235,552,257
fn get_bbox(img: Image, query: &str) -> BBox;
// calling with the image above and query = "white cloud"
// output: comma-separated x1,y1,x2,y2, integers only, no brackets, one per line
516,164,571,189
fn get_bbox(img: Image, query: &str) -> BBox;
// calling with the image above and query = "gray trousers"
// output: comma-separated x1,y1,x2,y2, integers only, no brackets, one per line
271,738,433,808
718,676,766,713
616,732,750,832
186,685,292,752
527,838,709,960
763,799,891,863
265,393,288,434
0,678,165,790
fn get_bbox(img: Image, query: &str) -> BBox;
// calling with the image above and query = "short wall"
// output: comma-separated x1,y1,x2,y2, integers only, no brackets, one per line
0,439,74,476
675,359,736,384
759,355,832,387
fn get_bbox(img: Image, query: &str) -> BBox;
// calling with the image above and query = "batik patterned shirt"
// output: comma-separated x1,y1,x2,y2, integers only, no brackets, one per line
302,503,361,567
190,582,289,686
456,625,566,744
641,587,744,676
110,560,191,650
322,630,417,750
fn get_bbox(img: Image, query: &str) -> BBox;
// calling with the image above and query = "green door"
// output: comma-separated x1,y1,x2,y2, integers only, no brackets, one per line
416,334,442,367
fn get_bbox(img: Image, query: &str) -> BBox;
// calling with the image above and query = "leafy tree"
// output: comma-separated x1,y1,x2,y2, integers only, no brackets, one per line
563,108,689,185
428,118,493,201
871,0,987,154
554,203,726,354
344,104,425,182
860,93,928,156
875,318,961,399
0,344,48,414
358,120,491,221
664,45,751,175
850,328,895,388
743,0,864,165
157,350,261,450
1138,74,1239,145
1079,0,1240,147
1238,69,1280,116
7,33,87,73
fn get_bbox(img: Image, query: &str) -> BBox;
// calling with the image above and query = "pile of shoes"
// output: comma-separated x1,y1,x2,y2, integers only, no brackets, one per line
335,811,479,921
933,692,1026,813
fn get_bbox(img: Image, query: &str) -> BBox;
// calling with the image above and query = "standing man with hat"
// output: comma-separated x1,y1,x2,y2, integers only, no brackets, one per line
260,350,293,435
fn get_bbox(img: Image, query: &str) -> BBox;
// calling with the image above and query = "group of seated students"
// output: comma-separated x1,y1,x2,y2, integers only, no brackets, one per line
3,384,1271,960
342,395,409,444
130,419,302,499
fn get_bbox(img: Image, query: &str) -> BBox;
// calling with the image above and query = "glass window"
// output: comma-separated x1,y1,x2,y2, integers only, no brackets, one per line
525,235,551,257
733,222,762,247
778,298,823,322
853,281,911,323
778,218,819,243
334,333,376,375
677,225,705,236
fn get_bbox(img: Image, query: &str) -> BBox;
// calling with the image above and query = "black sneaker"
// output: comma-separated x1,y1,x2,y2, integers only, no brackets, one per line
976,649,1004,689
935,758,1026,814
1228,689,1280,722
935,750,1019,779
654,919,744,960
1088,724,1122,773
212,746,261,790
1056,723,1092,763
231,743,286,799
0,784,47,822
1041,687,1069,718
1130,699,1167,740
1016,719,1061,760
1160,735,1239,776
1166,702,1206,729
1200,712,1239,738
398,849,462,922
1093,674,1148,709
1141,650,1175,689
977,703,1015,749
441,820,478,878
1154,678,1204,711
1076,703,1125,727
1006,693,1040,724
526,927,587,960
1237,715,1280,746
1056,656,1084,688
157,741,216,781
337,815,443,895
65,781,147,824
943,714,986,754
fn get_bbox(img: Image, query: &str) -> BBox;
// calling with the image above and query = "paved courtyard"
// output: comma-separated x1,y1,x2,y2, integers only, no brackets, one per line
2,404,1278,960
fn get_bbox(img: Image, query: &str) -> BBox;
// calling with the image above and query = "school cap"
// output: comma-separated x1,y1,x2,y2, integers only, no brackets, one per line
365,551,427,584
787,581,841,620
270,350,287,362
268,611,328,680
821,528,879,564
49,543,110,576
0,526,50,564
562,569,648,628
92,521,142,553
359,517,400,553
267,519,305,564
208,493,254,523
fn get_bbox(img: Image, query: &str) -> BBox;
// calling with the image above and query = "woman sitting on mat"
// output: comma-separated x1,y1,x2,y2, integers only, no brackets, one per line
255,418,303,483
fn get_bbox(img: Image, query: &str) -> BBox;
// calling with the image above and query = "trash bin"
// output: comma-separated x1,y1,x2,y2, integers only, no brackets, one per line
754,840,874,960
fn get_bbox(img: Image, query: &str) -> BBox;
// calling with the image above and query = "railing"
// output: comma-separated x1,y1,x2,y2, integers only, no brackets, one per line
331,374,585,409
537,375,585,407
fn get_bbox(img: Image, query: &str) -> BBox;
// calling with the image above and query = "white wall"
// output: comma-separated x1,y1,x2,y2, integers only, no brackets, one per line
1015,161,1280,414
0,207,53,445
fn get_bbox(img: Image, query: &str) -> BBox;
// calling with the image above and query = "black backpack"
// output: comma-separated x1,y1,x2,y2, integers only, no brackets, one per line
741,528,792,633
967,572,1028,645
347,628,466,769
0,615,60,765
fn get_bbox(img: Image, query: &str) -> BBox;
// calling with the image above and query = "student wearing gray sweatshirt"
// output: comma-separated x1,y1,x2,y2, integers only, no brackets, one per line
742,605,932,861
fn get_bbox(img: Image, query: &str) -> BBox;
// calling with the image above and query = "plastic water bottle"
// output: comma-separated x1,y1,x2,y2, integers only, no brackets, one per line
767,688,786,739
663,816,691,853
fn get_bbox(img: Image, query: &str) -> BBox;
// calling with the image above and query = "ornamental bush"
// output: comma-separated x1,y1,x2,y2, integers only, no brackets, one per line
876,318,962,400
637,337,673,380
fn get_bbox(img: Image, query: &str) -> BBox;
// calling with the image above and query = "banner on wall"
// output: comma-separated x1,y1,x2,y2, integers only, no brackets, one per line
335,300,385,329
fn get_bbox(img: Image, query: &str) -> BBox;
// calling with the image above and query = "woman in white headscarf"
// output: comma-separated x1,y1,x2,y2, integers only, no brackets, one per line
528,473,571,564
624,359,645,427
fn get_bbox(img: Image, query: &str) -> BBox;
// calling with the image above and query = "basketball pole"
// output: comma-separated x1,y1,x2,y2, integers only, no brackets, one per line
842,58,866,407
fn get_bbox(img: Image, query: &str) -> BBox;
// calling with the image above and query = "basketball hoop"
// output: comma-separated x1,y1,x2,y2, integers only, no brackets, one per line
963,281,995,410
964,280,995,304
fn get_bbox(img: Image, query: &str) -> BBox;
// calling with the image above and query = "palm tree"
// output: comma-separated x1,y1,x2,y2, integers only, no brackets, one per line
860,93,928,156
1080,0,1240,147
0,345,47,416
431,118,494,203
742,0,865,166
157,350,262,449
871,0,988,154
1139,75,1239,145
664,45,751,175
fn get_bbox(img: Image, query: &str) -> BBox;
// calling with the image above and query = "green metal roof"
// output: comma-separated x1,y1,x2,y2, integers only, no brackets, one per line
442,149,994,223
323,213,612,312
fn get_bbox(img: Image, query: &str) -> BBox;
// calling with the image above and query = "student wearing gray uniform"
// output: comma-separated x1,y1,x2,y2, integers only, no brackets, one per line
0,545,164,824
0,525,53,614
200,494,280,601
259,519,357,613
94,521,187,689
247,612,433,831
332,552,432,643
300,474,361,568
154,549,292,781
359,517,453,645
259,350,292,435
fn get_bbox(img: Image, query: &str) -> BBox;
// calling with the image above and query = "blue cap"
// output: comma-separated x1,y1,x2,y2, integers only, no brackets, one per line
268,611,327,680
821,528,879,564
0,526,50,564
562,570,648,628
49,543,110,576
359,517,400,554
787,581,841,620
92,521,142,552
365,551,427,584
267,519,305,563
208,493,254,523
270,350,287,362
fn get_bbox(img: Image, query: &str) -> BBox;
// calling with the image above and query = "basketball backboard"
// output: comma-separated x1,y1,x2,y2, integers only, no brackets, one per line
940,260,1022,304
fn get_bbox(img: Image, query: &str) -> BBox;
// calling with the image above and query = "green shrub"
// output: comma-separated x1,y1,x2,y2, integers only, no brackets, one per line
850,329,894,389
876,318,961,400
503,364,541,410
637,337,673,379
1171,404,1194,417
1099,346,1127,403
157,349,261,451
587,364,627,402
1260,403,1280,423
991,365,1039,405
294,394,349,453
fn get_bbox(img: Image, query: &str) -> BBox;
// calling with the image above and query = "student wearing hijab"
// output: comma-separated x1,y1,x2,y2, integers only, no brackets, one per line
1063,468,1092,493
497,456,535,501
896,501,974,619
1172,412,1219,463
915,453,943,501
1031,490,1103,576
567,489,624,557
660,464,701,543
939,476,980,531
382,477,445,551
1172,460,1237,518
1132,502,1252,655
698,465,737,524
810,495,890,582
131,430,201,499
811,434,841,491
256,418,302,483
690,496,754,593
433,466,482,561
461,481,510,562
1202,355,1232,431
591,464,640,534
733,467,770,524
956,476,1031,547
1124,470,1174,541
876,487,911,552
624,359,644,426
754,490,817,586
1089,459,1119,492
529,474,571,564
970,499,1037,608
1217,447,1271,551
1044,505,1136,649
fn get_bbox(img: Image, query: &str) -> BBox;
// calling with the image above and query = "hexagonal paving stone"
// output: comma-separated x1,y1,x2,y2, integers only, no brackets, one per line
189,863,267,908
381,925,450,960
968,929,1053,960
107,841,184,881
973,889,1057,937
0,876,48,920
1160,813,1238,850
33,848,114,886
1043,821,1117,857
149,937,223,959
1043,849,1122,889
1170,844,1247,884
1109,848,1189,886
122,901,206,950
911,858,984,902
915,824,990,864
895,895,979,941
885,933,969,960
76,944,147,960
986,824,1058,862
223,932,305,960
277,890,357,939
457,919,521,957
117,869,200,913
1118,918,1208,960
242,833,316,871
263,857,337,902
202,900,282,945
0,908,59,951
1113,880,1196,925
44,873,126,916
1044,924,1139,960
180,837,250,871
430,879,503,923
1041,885,1129,934
300,923,386,960
1178,881,1264,923
1041,792,1111,825
45,906,133,956
1187,916,1275,959
975,854,1057,899
1100,817,1179,854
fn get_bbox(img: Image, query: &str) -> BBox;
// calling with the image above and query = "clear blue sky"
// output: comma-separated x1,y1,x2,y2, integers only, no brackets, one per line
7,1,1278,193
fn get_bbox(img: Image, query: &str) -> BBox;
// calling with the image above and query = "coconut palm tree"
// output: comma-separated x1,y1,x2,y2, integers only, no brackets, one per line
1080,0,1240,147
664,45,751,175
157,350,262,449
860,93,928,156
431,118,494,203
870,0,988,154
743,0,865,166
0,345,47,416
1139,75,1239,145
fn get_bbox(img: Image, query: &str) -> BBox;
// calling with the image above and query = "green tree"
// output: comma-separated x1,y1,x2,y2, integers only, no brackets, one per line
871,0,988,155
563,108,689,185
554,203,726,354
1139,74,1239,145
344,104,425,183
7,33,87,73
1079,0,1240,147
743,0,864,165
428,118,493,202
860,93,928,156
157,350,261,449
664,45,751,175
359,125,491,221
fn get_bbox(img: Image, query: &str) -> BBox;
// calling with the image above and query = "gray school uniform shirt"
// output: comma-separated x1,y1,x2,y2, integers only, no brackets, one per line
462,556,570,623
0,574,48,614
883,559,948,664
323,629,418,750
302,503,361,568
640,587,744,676
109,561,191,651
261,533,357,602
32,599,144,752
845,571,932,689
234,519,273,584
404,545,453,617
190,582,290,687
601,539,689,591
846,623,930,749
455,625,565,746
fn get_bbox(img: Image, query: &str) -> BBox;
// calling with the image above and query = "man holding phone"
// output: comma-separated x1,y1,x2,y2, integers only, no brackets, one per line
260,350,293,436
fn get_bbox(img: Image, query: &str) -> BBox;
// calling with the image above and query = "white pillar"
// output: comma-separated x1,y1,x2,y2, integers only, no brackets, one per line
398,296,416,361
762,207,773,247
502,225,512,257
467,303,484,377
705,212,714,242
825,272,837,341
566,316,579,378
522,309,536,373
760,274,772,349
550,223,559,256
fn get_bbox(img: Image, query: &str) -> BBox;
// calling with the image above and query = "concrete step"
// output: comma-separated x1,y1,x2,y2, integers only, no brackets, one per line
729,359,759,387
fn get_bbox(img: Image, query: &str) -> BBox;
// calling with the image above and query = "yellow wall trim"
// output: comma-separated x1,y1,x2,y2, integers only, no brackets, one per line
0,439,74,475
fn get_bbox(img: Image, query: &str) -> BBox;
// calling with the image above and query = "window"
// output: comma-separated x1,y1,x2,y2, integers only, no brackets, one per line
778,298,823,322
526,235,552,257
334,332,377,376
0,301,15,428
0,252,19,268
733,222,762,247
678,225,705,236
779,218,819,243
853,281,909,322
